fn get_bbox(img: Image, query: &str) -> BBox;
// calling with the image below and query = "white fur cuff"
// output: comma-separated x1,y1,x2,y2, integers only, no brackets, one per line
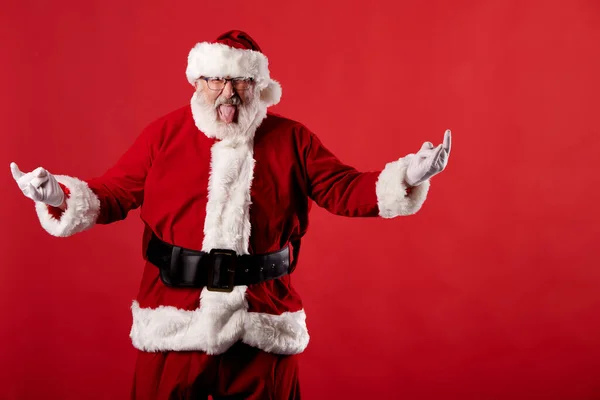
34,175,101,237
376,155,430,218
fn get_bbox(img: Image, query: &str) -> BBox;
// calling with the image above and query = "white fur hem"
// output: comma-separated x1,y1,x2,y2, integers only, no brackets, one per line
376,155,430,218
34,175,100,237
185,42,281,106
129,300,310,355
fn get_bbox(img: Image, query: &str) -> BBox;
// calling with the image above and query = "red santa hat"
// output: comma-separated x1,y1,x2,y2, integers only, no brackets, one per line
185,30,282,107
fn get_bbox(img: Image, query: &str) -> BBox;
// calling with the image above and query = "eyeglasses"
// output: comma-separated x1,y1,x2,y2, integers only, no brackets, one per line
200,77,254,91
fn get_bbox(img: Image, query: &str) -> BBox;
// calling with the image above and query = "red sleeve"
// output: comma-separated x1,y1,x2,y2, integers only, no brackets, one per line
85,122,161,224
301,127,381,217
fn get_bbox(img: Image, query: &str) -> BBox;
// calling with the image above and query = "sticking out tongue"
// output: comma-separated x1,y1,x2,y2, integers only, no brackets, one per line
218,105,237,123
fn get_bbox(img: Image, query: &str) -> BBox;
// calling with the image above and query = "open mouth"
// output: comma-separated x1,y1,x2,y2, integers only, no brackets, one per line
218,104,237,124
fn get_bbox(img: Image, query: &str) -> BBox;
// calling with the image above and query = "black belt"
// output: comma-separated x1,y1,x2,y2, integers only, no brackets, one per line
145,233,291,292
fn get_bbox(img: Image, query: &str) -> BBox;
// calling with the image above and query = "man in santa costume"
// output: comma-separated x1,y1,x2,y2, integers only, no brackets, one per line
10,30,451,399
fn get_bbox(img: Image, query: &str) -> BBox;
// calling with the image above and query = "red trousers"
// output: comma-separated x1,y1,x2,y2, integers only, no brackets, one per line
131,342,301,399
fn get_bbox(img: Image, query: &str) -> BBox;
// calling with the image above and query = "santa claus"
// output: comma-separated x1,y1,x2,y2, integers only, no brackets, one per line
10,30,451,399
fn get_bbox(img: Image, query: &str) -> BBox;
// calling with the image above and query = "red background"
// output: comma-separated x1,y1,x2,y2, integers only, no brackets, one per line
2,0,600,399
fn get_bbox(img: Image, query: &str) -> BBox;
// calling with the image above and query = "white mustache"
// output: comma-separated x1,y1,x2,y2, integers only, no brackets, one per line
215,95,241,108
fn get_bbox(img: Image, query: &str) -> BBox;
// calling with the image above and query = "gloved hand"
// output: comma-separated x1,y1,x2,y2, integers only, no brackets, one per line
405,129,452,187
10,162,65,207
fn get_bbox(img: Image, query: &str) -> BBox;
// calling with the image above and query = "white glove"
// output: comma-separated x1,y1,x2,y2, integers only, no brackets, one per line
10,162,65,207
405,129,452,187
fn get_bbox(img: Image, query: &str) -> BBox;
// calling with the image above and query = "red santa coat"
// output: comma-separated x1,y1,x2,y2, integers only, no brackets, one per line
35,105,430,355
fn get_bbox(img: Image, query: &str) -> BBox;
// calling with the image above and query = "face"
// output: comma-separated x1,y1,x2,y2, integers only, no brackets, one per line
190,76,267,143
194,77,255,125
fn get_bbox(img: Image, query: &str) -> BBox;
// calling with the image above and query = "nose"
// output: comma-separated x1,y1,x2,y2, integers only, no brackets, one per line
222,80,235,98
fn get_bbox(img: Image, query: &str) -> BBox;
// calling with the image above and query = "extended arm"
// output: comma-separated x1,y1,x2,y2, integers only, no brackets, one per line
10,122,161,237
303,127,451,218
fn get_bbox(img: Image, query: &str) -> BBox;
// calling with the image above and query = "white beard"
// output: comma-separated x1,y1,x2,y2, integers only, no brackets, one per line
190,90,267,145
